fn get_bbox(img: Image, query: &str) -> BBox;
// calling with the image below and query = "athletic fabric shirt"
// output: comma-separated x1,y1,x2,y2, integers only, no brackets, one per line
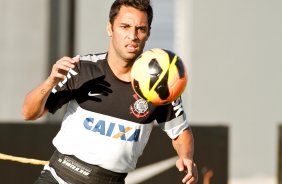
45,53,189,173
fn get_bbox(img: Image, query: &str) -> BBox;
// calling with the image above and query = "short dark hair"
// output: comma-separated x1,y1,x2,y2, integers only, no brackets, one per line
109,0,153,30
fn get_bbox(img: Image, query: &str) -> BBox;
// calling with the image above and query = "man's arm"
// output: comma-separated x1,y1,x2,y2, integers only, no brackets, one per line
21,56,79,120
172,128,198,184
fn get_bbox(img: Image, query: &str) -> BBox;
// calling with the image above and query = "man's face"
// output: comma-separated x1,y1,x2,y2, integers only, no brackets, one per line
107,6,150,62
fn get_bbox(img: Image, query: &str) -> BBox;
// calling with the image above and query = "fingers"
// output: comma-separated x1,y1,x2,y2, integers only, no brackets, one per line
183,163,198,184
176,158,185,172
48,56,80,86
57,56,78,70
182,160,193,183
72,55,80,63
185,176,197,184
176,159,198,184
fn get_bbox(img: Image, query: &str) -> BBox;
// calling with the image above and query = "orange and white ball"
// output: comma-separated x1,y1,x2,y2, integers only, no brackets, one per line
130,48,188,105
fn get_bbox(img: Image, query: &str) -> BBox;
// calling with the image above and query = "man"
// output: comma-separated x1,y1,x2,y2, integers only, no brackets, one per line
22,0,198,183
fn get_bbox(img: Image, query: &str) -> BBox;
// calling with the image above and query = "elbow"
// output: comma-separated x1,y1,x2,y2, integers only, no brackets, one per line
22,115,35,121
21,109,34,121
21,107,40,121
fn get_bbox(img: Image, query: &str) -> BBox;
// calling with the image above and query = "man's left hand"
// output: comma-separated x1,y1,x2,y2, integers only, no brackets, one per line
176,158,198,184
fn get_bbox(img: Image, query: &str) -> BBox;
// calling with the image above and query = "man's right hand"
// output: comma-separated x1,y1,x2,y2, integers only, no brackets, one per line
22,55,80,120
46,56,80,87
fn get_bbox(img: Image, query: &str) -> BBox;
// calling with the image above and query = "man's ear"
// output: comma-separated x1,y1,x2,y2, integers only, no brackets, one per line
107,22,113,37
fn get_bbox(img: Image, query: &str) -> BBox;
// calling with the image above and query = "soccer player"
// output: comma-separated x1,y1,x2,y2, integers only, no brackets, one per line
22,0,198,183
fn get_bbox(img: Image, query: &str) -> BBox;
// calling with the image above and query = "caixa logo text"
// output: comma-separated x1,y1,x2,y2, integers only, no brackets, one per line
83,117,140,142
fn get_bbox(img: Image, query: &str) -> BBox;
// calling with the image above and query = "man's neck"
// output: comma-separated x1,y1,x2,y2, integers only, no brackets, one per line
107,52,133,82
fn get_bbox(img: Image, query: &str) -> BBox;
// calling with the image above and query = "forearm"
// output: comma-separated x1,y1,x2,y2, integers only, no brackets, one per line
22,56,79,120
172,128,194,160
21,79,54,120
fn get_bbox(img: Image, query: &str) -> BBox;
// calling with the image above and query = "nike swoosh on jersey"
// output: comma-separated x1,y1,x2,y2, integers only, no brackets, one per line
125,156,178,184
88,92,103,96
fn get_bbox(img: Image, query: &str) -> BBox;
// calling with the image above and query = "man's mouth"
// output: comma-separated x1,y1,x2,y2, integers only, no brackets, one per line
126,44,138,52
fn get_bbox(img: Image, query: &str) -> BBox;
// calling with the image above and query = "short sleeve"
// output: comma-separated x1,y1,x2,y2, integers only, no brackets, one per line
155,97,189,139
45,66,79,114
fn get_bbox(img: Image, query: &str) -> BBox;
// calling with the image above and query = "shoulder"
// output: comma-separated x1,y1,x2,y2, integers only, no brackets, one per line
79,53,107,63
75,52,108,75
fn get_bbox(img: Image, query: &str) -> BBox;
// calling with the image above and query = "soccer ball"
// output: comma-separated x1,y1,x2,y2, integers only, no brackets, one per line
130,48,188,105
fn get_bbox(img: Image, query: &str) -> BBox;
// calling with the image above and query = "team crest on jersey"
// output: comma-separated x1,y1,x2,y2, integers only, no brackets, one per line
130,94,150,118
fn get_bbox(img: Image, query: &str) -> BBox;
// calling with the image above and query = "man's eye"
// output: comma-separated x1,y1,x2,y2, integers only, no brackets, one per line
139,28,147,33
121,25,129,29
137,27,147,34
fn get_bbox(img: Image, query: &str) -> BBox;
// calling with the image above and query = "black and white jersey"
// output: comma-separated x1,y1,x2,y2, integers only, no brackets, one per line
45,53,189,173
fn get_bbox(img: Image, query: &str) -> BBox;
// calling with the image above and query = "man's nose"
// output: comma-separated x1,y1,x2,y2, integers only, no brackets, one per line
127,28,138,40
